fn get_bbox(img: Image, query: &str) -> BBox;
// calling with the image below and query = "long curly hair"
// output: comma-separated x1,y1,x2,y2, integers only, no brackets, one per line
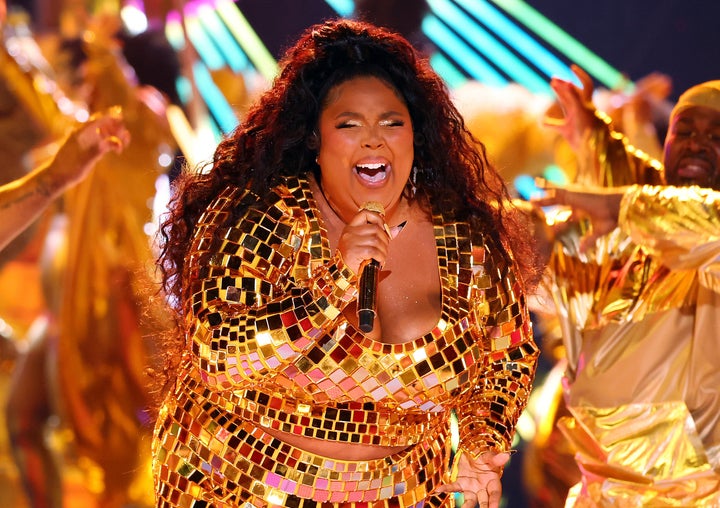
154,18,542,396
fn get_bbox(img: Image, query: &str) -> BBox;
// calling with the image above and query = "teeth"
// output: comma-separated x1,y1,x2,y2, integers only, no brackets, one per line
356,163,385,170
355,162,388,183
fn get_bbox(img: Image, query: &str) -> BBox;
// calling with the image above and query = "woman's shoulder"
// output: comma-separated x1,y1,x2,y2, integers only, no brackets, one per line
206,175,312,215
198,176,315,244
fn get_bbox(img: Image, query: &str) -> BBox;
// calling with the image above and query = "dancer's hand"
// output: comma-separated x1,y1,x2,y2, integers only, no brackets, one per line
532,179,628,250
436,450,511,508
544,64,596,151
53,106,130,189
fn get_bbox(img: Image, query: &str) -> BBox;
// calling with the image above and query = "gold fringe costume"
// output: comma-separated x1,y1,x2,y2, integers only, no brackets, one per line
52,34,175,502
546,111,720,506
1,21,175,503
152,176,538,507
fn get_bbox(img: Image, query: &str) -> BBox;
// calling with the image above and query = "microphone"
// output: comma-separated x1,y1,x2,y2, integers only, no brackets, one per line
358,259,380,332
357,201,384,333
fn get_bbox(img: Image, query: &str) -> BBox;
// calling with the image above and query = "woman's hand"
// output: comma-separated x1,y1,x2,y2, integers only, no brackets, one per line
53,106,130,189
436,450,511,508
335,207,391,275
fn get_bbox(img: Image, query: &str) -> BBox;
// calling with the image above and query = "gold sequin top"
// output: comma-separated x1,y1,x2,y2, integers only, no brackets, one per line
183,175,536,453
158,174,536,474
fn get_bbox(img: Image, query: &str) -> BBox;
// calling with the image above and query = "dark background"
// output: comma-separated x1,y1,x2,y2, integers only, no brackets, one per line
237,0,719,101
525,0,719,100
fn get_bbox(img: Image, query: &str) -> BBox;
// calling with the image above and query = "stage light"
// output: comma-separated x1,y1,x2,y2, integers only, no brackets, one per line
166,104,218,169
195,1,251,73
428,0,551,95
164,10,186,50
452,0,577,84
214,0,278,81
488,0,630,91
324,0,354,17
429,53,468,89
183,2,226,70
120,1,148,36
192,60,238,134
422,15,508,87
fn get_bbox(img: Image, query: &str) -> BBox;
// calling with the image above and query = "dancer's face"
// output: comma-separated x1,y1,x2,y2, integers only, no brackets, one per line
664,106,720,190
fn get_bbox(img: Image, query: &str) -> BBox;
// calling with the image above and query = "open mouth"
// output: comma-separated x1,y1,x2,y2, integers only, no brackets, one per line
676,162,710,181
355,162,388,183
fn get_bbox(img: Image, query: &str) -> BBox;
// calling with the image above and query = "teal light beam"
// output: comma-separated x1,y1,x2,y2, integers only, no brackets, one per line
174,72,224,141
428,0,551,94
324,0,354,17
196,3,251,73
321,0,469,89
453,0,576,83
489,0,629,90
422,15,508,87
192,60,239,134
175,75,223,141
429,52,468,89
183,8,226,70
214,0,278,81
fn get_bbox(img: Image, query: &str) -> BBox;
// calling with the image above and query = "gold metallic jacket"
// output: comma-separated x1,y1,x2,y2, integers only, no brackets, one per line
547,115,720,506
153,175,538,507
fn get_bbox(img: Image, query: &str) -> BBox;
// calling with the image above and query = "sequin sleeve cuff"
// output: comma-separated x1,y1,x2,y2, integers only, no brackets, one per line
310,250,358,320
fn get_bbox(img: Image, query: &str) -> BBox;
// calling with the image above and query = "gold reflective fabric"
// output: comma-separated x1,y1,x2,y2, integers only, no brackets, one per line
0,25,78,140
561,403,720,506
548,183,720,506
152,176,538,507
51,32,175,502
575,111,664,188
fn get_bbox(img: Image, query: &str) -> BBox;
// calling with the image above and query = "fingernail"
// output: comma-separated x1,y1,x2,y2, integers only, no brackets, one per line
389,220,407,238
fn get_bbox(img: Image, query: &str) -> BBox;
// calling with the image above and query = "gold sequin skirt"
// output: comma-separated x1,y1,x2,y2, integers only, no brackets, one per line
152,390,454,507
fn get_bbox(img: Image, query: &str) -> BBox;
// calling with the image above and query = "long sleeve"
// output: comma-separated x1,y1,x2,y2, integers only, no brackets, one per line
455,243,539,456
575,111,664,187
184,185,358,390
620,185,720,283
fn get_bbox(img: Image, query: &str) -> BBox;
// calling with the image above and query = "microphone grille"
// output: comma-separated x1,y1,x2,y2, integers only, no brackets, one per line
360,201,385,215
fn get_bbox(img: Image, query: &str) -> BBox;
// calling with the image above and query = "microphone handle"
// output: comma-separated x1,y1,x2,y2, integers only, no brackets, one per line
357,259,380,332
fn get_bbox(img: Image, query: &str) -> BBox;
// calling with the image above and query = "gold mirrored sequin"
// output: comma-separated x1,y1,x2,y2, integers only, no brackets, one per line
153,176,537,506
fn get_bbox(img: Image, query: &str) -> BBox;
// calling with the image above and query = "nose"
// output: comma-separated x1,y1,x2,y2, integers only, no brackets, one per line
362,126,384,149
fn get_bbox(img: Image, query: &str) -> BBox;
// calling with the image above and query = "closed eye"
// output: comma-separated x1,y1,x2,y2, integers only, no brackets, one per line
380,119,406,127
